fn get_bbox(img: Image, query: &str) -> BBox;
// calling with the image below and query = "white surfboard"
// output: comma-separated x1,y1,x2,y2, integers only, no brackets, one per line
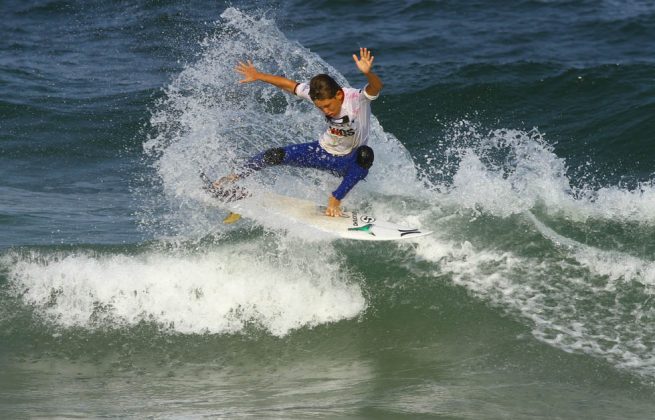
201,173,432,241
262,193,432,241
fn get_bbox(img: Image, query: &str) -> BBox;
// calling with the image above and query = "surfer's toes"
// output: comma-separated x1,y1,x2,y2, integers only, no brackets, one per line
213,174,239,189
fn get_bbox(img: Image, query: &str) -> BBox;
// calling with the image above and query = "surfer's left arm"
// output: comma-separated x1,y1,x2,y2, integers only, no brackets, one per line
326,173,359,217
353,47,383,97
326,195,343,217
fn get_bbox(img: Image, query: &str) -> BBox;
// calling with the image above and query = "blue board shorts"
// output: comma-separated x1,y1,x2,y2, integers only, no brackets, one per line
240,141,370,200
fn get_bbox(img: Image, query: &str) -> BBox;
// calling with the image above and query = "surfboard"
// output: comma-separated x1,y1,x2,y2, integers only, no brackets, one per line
264,193,433,241
201,173,432,241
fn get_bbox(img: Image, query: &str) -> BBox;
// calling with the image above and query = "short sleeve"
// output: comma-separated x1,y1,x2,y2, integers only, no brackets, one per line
361,85,379,101
295,82,311,101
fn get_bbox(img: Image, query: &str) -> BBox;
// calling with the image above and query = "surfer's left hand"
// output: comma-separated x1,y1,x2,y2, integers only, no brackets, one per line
353,47,374,74
325,195,343,217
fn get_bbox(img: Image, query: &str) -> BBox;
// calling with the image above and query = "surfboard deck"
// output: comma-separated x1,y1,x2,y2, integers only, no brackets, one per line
201,173,432,241
264,193,432,241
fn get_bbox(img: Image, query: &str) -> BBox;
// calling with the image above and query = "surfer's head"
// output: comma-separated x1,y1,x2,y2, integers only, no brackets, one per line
309,74,344,118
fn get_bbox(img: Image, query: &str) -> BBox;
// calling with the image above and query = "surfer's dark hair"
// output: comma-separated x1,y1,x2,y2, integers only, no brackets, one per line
309,74,341,100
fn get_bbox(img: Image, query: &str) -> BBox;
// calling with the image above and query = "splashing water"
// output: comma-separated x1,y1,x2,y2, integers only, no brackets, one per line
141,7,419,239
420,119,655,223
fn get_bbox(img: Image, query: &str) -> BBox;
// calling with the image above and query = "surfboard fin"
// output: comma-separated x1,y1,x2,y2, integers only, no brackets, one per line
223,212,241,224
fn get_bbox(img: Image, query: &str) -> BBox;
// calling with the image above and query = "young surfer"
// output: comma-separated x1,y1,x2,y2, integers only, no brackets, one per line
213,47,383,217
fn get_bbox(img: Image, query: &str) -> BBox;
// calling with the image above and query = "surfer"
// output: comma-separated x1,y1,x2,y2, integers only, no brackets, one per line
213,47,383,217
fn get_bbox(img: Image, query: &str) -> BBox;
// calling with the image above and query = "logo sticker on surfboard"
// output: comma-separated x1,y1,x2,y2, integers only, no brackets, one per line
360,215,376,224
348,223,375,236
351,212,376,227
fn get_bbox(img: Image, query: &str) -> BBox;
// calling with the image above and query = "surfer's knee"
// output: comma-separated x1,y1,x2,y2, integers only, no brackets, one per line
356,146,374,170
263,147,285,165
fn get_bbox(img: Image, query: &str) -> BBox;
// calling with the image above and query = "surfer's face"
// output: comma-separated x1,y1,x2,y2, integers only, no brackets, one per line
312,89,344,118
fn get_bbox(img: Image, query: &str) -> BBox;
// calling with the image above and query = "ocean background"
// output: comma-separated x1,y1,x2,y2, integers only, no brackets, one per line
2,0,655,418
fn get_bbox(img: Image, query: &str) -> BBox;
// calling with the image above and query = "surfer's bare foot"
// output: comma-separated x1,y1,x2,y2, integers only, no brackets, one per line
212,173,239,189
325,195,343,217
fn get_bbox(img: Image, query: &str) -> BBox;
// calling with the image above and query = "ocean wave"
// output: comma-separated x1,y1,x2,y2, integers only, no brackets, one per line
1,242,365,337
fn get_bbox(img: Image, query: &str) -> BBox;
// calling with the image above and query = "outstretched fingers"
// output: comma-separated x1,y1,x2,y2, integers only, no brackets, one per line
235,59,257,83
353,47,374,73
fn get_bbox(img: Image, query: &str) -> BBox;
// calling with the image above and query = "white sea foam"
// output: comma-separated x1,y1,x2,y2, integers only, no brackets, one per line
413,230,655,379
527,212,655,290
4,243,365,337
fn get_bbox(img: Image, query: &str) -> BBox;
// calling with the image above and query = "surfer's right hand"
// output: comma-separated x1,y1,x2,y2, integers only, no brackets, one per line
235,60,260,83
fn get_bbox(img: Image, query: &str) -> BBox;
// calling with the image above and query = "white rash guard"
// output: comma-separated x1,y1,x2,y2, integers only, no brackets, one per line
295,82,379,156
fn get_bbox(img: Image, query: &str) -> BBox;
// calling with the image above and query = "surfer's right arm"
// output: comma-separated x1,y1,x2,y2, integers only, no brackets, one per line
235,60,298,94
